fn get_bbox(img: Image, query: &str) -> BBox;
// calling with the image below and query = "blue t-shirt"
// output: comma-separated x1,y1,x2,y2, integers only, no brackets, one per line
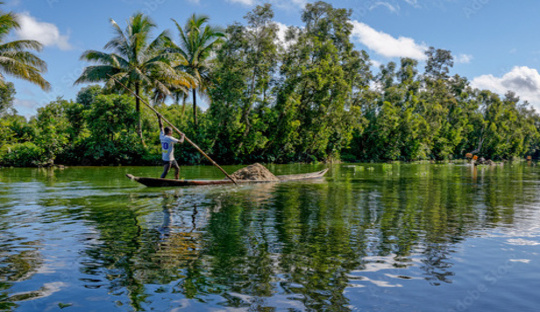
160,131,180,161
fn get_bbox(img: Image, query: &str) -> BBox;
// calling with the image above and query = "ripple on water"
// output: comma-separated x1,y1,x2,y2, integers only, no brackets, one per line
1,164,540,311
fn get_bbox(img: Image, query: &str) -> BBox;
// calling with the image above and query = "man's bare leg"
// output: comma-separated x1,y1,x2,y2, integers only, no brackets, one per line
174,165,180,180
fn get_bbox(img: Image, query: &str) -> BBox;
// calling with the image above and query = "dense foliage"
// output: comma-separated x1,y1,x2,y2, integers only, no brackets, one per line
1,2,540,167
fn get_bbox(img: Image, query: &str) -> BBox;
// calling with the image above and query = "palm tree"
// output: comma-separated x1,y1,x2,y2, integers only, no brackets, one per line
0,8,50,90
75,13,191,140
170,14,224,129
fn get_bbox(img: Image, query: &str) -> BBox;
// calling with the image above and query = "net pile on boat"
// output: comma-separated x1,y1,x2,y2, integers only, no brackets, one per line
228,163,279,181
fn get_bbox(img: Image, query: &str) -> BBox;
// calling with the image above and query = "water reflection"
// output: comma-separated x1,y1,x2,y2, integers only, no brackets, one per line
1,164,539,311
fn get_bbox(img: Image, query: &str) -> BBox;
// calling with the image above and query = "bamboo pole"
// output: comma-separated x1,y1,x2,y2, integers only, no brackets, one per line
107,75,237,185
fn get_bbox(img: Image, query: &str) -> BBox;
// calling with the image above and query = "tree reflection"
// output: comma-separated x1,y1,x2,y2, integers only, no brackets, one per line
4,163,531,311
0,248,43,310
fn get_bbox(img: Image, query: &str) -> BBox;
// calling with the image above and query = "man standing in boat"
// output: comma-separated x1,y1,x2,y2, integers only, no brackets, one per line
158,115,185,179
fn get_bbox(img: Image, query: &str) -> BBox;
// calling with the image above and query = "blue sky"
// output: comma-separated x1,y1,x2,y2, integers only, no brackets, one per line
5,0,540,117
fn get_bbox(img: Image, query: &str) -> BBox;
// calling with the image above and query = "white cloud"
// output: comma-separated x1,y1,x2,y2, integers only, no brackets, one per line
13,98,40,117
228,0,255,5
15,12,72,50
14,98,39,109
290,0,307,8
455,53,473,64
471,66,540,108
371,60,383,68
369,80,383,92
403,0,420,8
350,21,428,60
275,22,289,44
370,2,400,13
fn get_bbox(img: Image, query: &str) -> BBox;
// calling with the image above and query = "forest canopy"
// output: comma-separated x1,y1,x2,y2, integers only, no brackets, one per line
1,1,539,167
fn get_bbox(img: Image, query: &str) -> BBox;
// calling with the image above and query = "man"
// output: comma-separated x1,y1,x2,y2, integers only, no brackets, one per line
158,115,185,179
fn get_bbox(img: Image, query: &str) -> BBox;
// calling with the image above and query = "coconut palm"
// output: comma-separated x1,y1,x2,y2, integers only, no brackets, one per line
170,14,224,129
75,13,191,140
0,9,50,90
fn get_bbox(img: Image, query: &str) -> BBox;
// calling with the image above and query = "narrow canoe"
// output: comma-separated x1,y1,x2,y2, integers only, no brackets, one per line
126,168,329,187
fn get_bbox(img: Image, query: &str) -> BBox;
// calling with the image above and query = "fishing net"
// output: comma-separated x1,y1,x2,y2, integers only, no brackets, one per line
229,163,279,181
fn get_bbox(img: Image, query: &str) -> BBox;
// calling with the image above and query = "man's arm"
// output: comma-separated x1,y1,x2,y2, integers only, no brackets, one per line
157,114,164,133
170,132,184,144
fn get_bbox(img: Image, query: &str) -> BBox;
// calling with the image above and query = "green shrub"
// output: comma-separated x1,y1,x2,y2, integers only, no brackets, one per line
0,142,47,167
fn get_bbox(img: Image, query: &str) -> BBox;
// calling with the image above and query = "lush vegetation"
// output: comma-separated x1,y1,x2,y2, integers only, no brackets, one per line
1,2,540,167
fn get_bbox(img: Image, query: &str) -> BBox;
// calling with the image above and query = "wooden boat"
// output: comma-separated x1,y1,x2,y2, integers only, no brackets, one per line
126,168,329,187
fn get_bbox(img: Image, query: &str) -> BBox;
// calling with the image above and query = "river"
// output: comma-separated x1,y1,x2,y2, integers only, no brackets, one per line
0,163,539,311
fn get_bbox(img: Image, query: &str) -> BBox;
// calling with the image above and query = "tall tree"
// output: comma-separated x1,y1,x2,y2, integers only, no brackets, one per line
75,13,190,141
170,14,224,129
270,1,367,162
0,81,15,116
208,4,280,161
0,7,50,91
424,47,454,80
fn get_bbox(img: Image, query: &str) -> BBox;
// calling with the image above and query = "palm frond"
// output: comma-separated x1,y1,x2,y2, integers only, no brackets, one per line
163,52,189,67
0,56,50,90
108,18,127,44
0,10,49,90
80,50,124,67
148,30,171,53
105,19,133,58
185,14,210,33
75,12,201,105
0,11,19,40
0,39,43,53
104,72,129,91
0,50,47,71
74,65,119,85
172,19,192,59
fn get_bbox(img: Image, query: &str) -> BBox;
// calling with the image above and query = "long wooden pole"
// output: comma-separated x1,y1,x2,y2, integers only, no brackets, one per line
107,75,237,185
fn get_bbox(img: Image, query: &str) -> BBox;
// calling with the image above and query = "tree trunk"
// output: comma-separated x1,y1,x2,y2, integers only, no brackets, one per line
181,93,187,116
192,88,198,130
135,83,145,146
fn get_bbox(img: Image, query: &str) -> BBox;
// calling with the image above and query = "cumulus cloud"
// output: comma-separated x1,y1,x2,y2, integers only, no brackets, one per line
350,21,428,60
455,54,473,64
471,66,540,108
274,21,289,44
15,12,72,50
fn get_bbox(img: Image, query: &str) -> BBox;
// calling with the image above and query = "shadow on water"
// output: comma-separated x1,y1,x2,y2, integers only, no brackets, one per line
1,163,540,311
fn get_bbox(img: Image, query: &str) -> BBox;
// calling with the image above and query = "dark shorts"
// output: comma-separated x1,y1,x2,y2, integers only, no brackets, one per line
162,160,179,167
163,160,180,169
161,160,180,178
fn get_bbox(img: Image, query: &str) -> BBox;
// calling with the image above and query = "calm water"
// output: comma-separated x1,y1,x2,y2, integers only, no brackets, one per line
0,163,539,312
